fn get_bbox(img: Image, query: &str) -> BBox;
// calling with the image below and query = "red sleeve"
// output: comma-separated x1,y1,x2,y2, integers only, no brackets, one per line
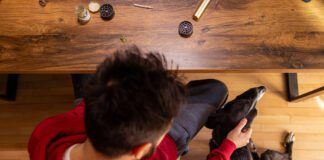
207,139,236,160
145,134,178,160
28,101,87,160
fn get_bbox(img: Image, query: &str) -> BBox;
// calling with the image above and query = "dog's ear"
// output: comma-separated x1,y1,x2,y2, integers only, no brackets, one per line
244,109,258,131
205,112,225,129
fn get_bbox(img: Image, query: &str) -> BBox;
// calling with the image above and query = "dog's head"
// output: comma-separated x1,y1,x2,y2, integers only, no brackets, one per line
206,86,266,145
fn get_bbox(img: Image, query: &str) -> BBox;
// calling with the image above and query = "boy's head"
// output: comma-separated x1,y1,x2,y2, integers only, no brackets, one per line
84,46,185,159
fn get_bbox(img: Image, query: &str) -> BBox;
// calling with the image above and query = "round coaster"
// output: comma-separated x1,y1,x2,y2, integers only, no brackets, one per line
100,4,115,20
179,21,193,38
88,1,100,13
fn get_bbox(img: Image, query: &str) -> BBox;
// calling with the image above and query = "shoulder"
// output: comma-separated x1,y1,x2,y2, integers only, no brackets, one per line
145,135,178,160
28,101,86,158
31,101,85,138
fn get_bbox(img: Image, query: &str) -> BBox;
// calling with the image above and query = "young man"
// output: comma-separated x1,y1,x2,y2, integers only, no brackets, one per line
28,47,252,160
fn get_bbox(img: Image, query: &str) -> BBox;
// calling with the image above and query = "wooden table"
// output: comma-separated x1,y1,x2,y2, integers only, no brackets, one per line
0,0,323,102
0,0,323,73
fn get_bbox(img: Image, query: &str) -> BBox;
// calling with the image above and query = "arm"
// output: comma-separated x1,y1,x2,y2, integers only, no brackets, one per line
207,119,253,160
207,139,236,160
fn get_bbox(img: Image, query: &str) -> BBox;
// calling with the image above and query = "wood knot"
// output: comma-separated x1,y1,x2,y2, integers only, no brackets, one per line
291,61,304,69
198,40,206,45
202,27,210,33
244,21,255,26
0,45,5,54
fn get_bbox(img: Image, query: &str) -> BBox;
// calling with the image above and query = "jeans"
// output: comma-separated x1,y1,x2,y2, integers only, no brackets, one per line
71,75,228,156
168,79,228,156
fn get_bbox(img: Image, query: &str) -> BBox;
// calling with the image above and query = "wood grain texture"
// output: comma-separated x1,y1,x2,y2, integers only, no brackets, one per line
0,0,323,73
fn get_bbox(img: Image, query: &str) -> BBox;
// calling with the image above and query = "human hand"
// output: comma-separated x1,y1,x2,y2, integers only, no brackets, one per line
226,118,252,148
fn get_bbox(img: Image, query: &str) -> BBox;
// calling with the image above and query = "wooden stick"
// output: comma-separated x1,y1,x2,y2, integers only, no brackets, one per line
133,4,153,9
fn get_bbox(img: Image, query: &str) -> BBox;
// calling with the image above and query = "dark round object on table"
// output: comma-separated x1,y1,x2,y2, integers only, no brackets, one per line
100,4,115,20
179,21,193,38
39,0,47,6
302,0,311,2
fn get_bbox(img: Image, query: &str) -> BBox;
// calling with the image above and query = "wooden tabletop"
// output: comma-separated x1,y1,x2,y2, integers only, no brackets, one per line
0,0,323,73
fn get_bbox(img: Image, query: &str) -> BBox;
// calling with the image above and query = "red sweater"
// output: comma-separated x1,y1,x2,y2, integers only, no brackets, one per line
28,101,236,160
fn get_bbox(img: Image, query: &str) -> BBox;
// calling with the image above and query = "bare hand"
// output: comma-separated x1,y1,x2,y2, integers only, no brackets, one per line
226,118,252,148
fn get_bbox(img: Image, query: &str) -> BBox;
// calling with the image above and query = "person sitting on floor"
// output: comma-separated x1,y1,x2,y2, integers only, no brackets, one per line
28,46,252,160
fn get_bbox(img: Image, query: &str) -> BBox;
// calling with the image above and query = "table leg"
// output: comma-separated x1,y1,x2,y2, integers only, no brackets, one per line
71,74,93,99
0,74,19,101
286,73,324,102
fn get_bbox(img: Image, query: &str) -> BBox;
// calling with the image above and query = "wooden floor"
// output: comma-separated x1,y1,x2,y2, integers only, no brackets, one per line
0,73,323,160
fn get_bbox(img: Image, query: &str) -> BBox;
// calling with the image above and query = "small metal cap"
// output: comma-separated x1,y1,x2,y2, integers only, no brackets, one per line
179,21,193,38
100,4,115,20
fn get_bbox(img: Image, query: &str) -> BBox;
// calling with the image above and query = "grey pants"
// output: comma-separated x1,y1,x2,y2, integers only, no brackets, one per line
168,79,228,156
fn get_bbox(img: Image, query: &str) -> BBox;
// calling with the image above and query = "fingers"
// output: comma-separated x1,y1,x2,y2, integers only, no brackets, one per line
234,118,247,132
243,128,253,138
226,119,253,148
240,128,253,145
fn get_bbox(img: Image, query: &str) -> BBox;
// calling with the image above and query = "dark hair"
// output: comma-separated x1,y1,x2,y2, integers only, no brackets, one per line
84,46,185,157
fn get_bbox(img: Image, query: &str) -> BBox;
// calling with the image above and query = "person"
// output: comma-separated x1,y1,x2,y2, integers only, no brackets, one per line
28,46,252,160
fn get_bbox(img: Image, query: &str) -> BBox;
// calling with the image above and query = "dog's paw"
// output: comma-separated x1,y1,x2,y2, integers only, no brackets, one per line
284,131,295,147
247,139,257,152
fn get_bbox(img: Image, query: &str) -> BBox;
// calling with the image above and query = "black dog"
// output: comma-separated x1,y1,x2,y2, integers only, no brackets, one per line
205,86,266,160
205,86,295,160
